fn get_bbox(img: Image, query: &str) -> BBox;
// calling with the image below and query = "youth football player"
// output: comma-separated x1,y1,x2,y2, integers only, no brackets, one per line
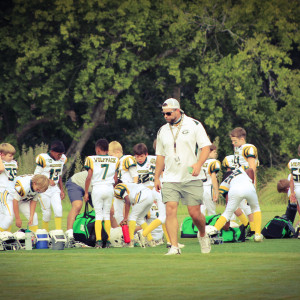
84,139,119,248
34,140,67,231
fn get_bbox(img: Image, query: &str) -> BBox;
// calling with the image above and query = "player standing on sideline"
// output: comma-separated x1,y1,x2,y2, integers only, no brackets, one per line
155,98,212,255
230,127,259,234
212,167,263,242
0,143,18,232
201,144,221,216
65,170,93,245
108,141,138,225
84,139,119,248
12,174,50,231
288,144,300,219
34,141,67,231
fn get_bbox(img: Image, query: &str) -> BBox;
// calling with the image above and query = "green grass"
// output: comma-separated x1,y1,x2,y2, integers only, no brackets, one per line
1,238,300,300
3,199,300,300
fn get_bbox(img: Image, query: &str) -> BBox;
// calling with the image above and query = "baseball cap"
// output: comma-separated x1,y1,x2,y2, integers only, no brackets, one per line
162,98,184,113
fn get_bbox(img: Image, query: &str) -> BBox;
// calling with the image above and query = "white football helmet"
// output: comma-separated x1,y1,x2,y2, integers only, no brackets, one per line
205,225,223,244
13,230,26,249
110,227,125,248
0,231,21,251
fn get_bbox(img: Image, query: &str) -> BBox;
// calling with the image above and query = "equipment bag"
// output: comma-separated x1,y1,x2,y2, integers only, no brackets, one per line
261,216,295,239
73,202,96,247
180,215,245,242
205,214,221,226
180,216,198,238
181,215,221,238
221,225,246,243
281,201,297,224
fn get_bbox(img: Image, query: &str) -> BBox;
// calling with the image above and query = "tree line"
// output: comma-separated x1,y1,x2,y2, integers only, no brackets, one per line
0,0,299,172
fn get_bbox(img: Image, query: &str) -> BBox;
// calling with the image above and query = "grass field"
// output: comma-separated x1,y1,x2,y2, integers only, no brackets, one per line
1,200,300,300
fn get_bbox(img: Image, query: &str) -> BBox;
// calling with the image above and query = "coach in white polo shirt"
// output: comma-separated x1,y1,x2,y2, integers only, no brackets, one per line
154,98,212,255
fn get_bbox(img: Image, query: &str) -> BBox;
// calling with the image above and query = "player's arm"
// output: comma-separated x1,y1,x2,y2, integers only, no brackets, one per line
154,155,165,192
211,172,219,202
0,156,4,173
128,167,138,183
247,156,257,186
28,200,37,226
191,146,210,177
289,175,297,203
13,199,22,228
84,169,93,202
120,196,131,226
58,176,65,200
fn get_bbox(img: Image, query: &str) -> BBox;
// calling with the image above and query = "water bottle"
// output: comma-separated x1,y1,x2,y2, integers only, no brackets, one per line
122,225,131,243
25,229,32,250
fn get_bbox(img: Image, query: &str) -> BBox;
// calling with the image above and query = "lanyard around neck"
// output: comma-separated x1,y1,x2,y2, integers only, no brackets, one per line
169,114,184,154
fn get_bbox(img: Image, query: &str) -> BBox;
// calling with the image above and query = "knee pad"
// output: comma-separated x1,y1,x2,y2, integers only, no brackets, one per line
42,208,52,222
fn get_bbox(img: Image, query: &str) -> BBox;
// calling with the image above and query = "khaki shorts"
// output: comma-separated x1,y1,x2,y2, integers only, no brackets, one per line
161,180,203,206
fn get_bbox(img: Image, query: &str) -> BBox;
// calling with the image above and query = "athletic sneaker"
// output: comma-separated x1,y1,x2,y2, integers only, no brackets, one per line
167,242,185,249
254,233,263,242
197,232,211,254
137,231,146,248
165,246,181,255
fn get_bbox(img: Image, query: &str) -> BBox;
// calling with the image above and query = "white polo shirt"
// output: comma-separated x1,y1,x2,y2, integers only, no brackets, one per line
156,114,211,183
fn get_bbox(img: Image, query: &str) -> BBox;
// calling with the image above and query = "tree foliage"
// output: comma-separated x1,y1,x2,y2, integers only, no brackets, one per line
0,0,299,172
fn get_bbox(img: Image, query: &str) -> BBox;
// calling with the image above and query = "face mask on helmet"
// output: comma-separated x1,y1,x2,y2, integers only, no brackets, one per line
13,230,26,249
0,231,21,251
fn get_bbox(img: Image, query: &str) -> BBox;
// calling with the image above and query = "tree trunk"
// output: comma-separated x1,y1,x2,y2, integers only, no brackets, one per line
64,100,106,175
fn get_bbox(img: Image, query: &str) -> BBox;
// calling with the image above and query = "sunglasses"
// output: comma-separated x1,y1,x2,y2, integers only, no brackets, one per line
161,110,175,116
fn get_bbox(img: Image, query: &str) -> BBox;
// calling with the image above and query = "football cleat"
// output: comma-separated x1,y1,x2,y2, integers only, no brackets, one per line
137,230,146,248
95,240,103,248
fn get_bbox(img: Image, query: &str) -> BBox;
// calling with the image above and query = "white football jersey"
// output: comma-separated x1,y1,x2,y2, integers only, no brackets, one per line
288,158,300,186
118,155,138,183
219,167,253,197
114,183,148,205
0,160,18,193
233,143,258,169
34,153,67,184
201,158,221,186
84,155,119,186
12,175,41,202
136,155,156,187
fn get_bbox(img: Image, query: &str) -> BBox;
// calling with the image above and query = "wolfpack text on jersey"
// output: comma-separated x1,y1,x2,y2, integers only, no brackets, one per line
84,155,119,186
